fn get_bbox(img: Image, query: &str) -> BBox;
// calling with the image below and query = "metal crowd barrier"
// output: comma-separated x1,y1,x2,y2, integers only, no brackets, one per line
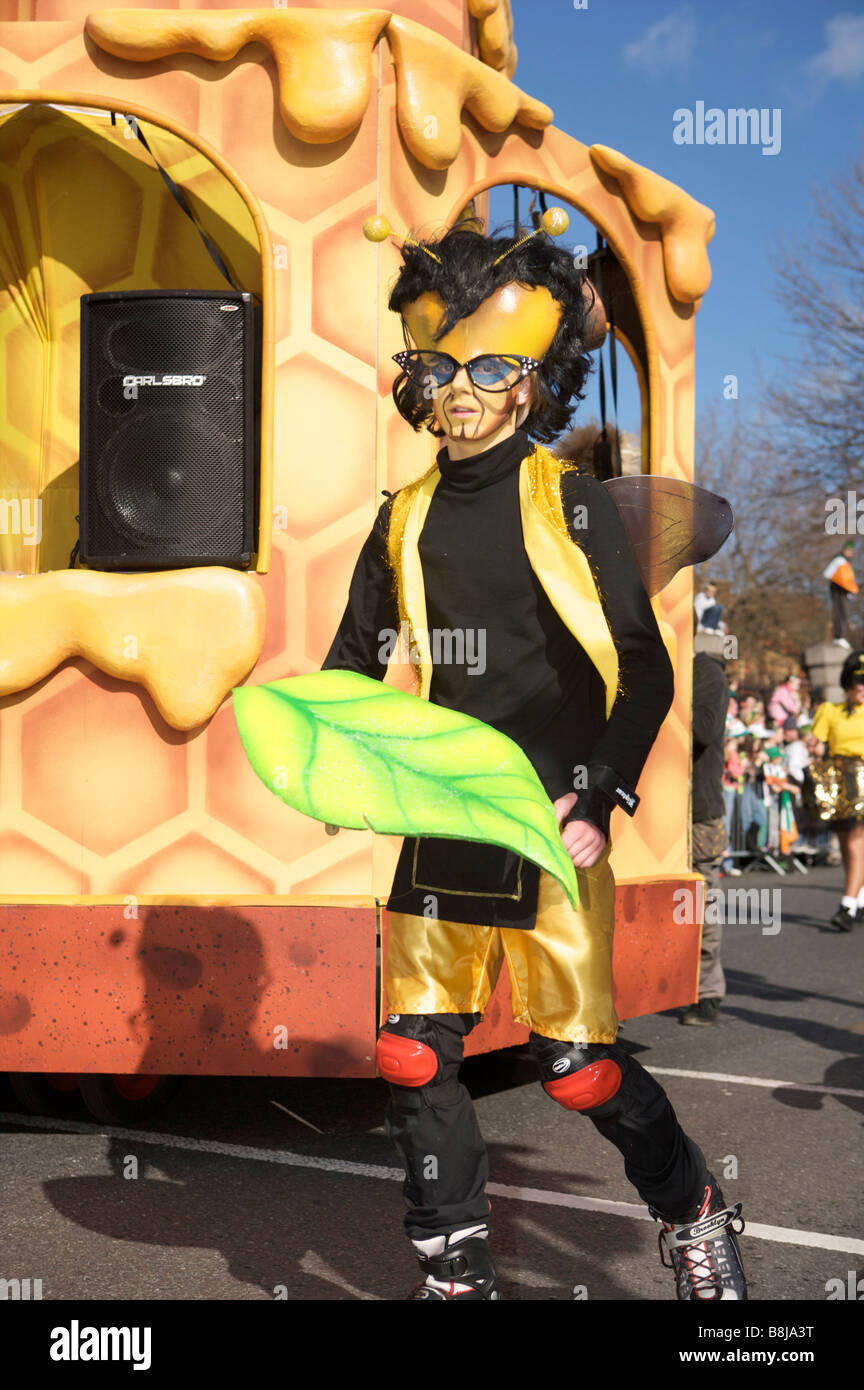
721,781,825,876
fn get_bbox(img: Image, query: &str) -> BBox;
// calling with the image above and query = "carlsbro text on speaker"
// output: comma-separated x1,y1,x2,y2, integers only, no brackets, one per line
79,290,260,569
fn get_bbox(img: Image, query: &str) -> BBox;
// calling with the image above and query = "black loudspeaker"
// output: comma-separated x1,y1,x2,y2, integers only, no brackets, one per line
79,290,260,569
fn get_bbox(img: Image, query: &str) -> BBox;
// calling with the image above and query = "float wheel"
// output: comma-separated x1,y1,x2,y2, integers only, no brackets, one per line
8,1071,84,1116
78,1074,182,1123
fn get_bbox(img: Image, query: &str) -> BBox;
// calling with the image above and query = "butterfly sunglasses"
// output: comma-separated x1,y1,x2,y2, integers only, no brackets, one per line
393,350,541,392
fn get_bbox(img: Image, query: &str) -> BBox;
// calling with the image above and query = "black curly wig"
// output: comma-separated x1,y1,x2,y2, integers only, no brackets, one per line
388,223,595,443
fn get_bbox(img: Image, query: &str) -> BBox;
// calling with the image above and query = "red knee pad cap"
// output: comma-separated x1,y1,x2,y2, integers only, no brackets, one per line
376,1031,438,1086
543,1059,622,1110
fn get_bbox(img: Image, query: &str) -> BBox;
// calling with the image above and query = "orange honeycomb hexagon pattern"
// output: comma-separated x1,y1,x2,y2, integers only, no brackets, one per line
0,1,696,902
20,669,190,858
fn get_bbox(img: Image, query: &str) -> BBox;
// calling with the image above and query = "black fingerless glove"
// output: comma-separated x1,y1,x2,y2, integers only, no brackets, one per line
561,764,640,838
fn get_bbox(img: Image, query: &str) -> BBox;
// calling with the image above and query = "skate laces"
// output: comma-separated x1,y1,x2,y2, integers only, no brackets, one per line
659,1230,721,1298
658,1185,745,1299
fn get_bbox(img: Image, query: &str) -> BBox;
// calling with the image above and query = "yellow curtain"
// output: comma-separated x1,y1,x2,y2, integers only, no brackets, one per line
0,103,261,573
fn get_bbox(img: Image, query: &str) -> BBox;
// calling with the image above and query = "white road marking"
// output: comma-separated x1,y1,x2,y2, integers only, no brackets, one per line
0,1111,399,1181
3,1111,863,1257
487,1184,864,1255
646,1066,864,1099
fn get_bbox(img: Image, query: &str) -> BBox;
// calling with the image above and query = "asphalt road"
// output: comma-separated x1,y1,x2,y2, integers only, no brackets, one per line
1,865,861,1306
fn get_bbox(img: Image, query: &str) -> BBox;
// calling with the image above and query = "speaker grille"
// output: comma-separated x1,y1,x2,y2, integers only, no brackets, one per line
103,303,239,375
80,292,257,568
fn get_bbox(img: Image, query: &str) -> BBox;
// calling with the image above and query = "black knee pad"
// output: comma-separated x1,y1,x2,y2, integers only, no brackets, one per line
529,1031,628,1115
377,1013,478,1108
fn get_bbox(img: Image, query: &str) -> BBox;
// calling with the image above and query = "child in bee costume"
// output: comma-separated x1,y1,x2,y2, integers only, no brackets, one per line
322,214,747,1300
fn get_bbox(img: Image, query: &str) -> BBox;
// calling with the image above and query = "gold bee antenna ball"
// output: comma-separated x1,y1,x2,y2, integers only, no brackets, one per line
540,206,569,236
491,206,571,266
362,215,391,243
362,215,442,263
362,206,569,269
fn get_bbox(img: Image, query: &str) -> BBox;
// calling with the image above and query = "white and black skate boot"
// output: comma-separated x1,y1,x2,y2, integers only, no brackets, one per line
652,1176,747,1300
409,1224,500,1300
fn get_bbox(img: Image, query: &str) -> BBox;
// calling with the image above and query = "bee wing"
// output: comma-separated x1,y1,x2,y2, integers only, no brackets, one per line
603,476,734,596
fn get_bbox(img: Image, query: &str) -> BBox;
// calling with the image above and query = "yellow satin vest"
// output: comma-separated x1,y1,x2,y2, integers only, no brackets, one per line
385,443,620,718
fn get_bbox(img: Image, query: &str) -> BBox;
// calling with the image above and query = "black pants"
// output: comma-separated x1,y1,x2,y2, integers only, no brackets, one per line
385,1013,709,1239
831,583,849,640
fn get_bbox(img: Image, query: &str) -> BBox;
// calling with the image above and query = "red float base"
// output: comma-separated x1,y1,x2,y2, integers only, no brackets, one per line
0,880,698,1078
0,904,378,1078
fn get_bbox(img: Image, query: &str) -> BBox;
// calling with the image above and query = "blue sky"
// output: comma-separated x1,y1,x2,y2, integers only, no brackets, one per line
490,0,864,439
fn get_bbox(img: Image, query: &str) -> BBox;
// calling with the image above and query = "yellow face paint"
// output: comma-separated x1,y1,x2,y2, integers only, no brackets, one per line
401,283,563,359
400,284,563,450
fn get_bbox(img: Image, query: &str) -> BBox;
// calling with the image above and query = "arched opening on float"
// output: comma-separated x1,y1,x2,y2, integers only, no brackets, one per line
0,98,273,574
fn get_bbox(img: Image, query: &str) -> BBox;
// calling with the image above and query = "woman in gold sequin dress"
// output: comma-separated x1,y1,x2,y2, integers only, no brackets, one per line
811,650,864,930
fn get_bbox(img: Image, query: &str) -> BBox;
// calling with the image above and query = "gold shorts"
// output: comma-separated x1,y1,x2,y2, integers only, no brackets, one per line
385,840,617,1044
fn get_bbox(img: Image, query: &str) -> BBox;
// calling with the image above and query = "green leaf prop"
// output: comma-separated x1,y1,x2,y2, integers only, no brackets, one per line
232,670,579,907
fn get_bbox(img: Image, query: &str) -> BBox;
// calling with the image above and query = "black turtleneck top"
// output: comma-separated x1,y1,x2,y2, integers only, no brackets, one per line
417,430,604,800
322,428,675,928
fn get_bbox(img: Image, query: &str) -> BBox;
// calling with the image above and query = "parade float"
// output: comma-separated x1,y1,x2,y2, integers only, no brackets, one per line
0,0,714,1117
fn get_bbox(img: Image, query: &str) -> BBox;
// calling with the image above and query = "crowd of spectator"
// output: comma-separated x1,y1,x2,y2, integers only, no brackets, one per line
720,672,832,871
691,580,847,870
